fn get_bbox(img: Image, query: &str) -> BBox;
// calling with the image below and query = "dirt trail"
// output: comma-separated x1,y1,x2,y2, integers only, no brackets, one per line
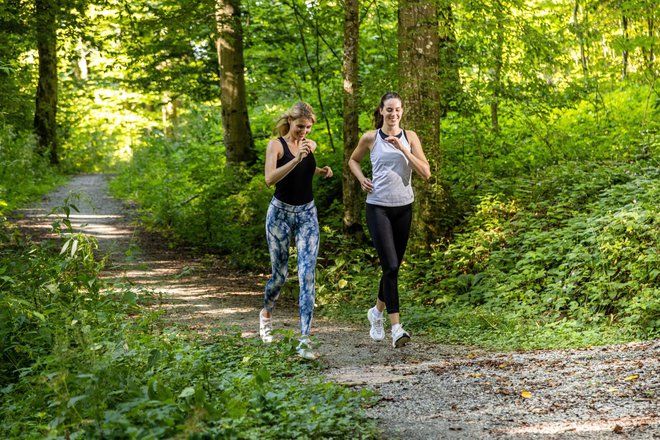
14,174,660,440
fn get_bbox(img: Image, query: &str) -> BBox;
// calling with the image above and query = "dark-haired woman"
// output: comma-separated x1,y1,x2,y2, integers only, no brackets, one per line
348,92,431,348
259,101,333,360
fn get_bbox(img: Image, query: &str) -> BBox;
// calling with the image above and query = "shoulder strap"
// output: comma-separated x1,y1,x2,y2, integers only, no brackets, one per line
279,137,293,157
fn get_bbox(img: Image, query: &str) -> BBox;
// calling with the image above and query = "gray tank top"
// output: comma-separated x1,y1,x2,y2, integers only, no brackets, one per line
366,129,414,207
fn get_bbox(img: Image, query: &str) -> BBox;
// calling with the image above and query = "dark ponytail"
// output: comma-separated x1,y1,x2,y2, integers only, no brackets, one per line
373,92,403,129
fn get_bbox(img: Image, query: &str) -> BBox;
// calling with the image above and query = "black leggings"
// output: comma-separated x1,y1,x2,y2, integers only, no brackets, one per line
365,203,413,314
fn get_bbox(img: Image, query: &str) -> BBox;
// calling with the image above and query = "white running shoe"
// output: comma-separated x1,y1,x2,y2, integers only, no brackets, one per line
259,311,273,343
367,307,385,341
297,336,317,360
392,326,411,348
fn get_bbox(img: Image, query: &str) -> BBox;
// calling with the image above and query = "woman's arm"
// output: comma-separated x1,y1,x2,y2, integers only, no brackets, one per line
264,138,312,187
315,166,333,178
348,131,376,192
386,130,431,180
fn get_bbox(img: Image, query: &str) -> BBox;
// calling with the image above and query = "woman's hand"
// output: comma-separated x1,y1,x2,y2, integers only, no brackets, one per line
387,132,431,180
360,178,374,193
385,136,405,151
317,166,333,179
349,130,378,192
296,139,311,163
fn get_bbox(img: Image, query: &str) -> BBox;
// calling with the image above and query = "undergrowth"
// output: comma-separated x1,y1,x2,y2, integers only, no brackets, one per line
0,125,65,216
0,211,377,439
317,83,660,350
108,82,659,351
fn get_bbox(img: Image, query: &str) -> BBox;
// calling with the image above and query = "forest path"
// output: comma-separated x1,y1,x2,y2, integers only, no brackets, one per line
14,174,660,440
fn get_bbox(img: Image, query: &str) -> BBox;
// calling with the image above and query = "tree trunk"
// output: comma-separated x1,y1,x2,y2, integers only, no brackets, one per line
622,14,629,80
438,2,462,116
74,39,89,81
398,0,440,245
34,0,59,165
645,7,656,74
288,1,336,152
341,0,363,238
572,0,588,77
215,0,256,165
490,9,504,134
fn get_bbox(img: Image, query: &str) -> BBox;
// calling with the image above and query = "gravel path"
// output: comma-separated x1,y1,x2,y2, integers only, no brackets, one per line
14,174,660,440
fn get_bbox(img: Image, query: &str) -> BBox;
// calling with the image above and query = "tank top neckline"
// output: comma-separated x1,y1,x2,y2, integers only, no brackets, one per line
279,137,295,159
378,128,404,140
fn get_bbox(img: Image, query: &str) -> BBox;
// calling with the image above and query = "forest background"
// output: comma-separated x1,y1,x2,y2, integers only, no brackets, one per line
0,0,658,437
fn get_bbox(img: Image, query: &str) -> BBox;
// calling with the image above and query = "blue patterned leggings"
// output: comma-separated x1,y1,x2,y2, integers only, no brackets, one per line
263,197,320,336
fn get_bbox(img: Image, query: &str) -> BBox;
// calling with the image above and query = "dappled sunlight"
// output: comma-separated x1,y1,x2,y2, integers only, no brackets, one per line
505,416,659,435
22,213,125,220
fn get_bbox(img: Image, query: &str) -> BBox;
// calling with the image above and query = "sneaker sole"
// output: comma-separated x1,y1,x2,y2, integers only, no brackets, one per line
393,335,411,348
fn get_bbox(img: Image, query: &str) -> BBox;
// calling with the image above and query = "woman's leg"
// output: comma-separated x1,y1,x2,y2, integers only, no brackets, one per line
294,204,320,336
386,204,413,325
263,202,293,316
365,204,412,316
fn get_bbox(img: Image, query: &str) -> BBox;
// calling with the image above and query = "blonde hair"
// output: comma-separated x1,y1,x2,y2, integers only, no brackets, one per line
274,102,317,136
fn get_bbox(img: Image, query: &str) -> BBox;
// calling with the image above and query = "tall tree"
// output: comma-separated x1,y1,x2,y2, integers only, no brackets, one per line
341,0,362,237
643,0,656,74
571,0,589,77
438,1,462,116
621,10,629,79
490,0,505,133
215,0,256,165
398,0,440,243
34,0,59,164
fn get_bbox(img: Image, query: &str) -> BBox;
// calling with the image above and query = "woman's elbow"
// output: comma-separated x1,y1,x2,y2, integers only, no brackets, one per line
416,163,431,180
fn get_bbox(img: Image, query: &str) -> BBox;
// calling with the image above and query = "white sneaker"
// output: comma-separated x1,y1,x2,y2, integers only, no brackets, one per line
367,307,385,341
297,336,317,360
392,326,411,348
259,311,273,343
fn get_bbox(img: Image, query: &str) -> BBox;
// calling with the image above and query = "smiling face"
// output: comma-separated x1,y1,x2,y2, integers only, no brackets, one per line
288,117,313,141
379,98,403,128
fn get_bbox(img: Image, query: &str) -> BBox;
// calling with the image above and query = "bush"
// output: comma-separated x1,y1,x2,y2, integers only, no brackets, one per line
0,211,377,439
0,125,63,215
316,83,660,348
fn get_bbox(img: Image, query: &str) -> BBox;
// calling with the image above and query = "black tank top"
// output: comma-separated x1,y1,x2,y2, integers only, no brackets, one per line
274,137,316,205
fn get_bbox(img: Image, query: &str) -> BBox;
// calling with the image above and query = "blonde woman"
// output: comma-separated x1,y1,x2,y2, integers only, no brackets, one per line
259,102,333,359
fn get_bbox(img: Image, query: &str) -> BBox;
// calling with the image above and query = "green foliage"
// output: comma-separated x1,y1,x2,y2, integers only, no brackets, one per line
316,226,380,313
316,83,660,349
57,85,158,173
0,125,64,215
110,101,343,269
0,211,377,439
110,104,273,267
412,162,660,327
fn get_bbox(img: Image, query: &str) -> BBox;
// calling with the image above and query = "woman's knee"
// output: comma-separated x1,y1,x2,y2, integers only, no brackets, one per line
381,261,400,277
270,272,287,289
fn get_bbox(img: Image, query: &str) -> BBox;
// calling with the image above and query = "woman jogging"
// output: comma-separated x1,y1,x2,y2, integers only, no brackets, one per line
348,92,431,348
259,101,333,360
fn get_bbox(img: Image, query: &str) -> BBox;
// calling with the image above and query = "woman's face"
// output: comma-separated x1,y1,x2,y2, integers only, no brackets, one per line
380,98,403,126
289,117,313,140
